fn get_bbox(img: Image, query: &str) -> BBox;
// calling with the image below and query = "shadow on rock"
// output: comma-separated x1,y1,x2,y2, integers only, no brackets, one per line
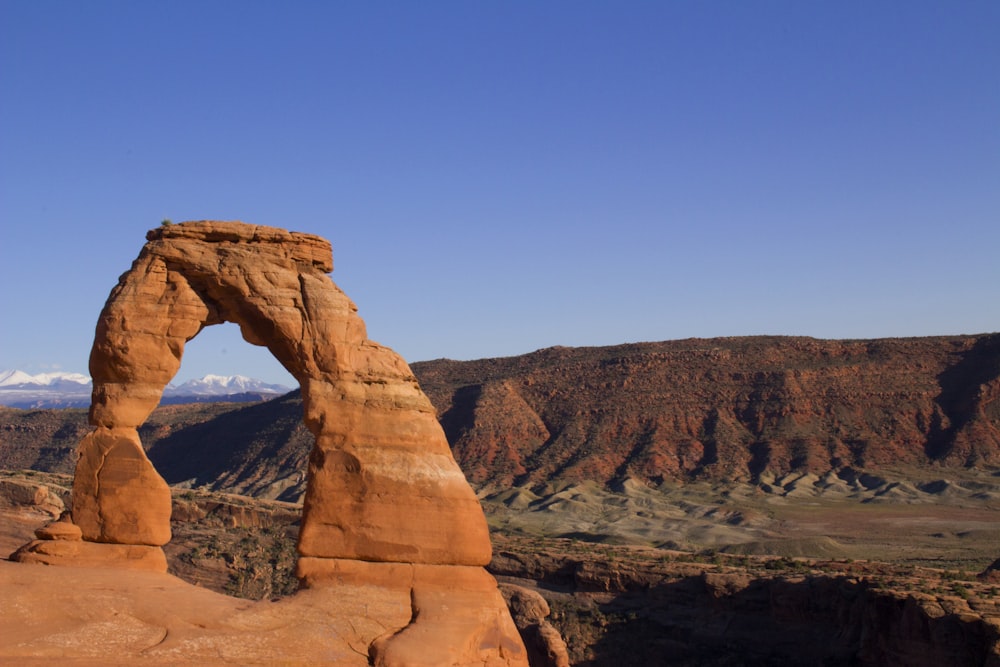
566,573,998,667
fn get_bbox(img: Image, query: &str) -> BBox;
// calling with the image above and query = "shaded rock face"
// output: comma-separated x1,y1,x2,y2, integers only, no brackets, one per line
14,221,525,666
500,583,571,667
488,550,1000,667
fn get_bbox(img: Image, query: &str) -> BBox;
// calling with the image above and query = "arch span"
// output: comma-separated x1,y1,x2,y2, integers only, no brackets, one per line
14,222,527,665
75,221,490,565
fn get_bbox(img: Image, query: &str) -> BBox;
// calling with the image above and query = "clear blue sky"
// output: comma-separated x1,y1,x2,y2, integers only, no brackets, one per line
2,1,998,386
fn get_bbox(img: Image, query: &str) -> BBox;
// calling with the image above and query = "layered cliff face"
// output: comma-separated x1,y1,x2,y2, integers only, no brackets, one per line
4,334,999,497
414,335,1000,488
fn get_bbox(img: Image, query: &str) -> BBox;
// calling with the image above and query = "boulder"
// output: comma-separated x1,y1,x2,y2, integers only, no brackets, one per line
0,478,66,518
499,583,571,667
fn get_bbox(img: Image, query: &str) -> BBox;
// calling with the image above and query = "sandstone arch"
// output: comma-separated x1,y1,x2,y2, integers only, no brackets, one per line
15,221,526,665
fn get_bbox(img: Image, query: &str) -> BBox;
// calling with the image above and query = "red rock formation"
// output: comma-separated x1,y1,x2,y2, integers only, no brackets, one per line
415,335,1000,488
12,221,525,666
6,334,999,502
500,583,571,667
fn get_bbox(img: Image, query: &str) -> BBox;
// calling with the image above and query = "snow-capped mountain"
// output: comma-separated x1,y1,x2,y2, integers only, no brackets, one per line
164,374,291,398
0,370,91,388
0,371,292,409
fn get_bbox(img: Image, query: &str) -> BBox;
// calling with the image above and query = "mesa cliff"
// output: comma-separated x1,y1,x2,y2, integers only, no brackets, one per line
3,334,999,498
415,335,1000,488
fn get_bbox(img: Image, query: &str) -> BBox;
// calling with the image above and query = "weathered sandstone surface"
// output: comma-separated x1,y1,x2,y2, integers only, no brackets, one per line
0,559,439,666
500,583,571,667
9,221,526,665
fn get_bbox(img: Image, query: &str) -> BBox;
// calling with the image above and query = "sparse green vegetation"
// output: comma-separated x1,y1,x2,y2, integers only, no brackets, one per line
173,524,298,601
950,582,972,600
224,527,299,600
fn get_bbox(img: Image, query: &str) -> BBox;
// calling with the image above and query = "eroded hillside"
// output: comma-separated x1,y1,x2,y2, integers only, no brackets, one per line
415,334,1000,488
2,334,999,499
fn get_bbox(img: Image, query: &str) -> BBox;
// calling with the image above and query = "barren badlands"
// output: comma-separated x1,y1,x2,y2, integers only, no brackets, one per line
3,333,1000,665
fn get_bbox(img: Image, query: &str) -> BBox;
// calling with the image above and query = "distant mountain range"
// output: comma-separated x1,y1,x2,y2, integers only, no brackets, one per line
3,334,998,500
0,370,292,409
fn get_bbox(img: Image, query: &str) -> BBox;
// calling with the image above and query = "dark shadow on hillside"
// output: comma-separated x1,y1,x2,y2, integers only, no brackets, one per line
146,390,310,501
437,384,483,442
926,333,1000,461
575,574,996,667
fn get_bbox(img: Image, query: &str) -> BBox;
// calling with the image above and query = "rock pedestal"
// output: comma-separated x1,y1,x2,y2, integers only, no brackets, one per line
12,221,525,666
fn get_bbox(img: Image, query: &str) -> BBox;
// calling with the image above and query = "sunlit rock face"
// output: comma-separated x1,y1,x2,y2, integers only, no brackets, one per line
13,221,525,666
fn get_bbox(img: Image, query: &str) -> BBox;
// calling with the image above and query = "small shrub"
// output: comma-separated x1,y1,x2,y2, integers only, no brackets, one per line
951,583,971,600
